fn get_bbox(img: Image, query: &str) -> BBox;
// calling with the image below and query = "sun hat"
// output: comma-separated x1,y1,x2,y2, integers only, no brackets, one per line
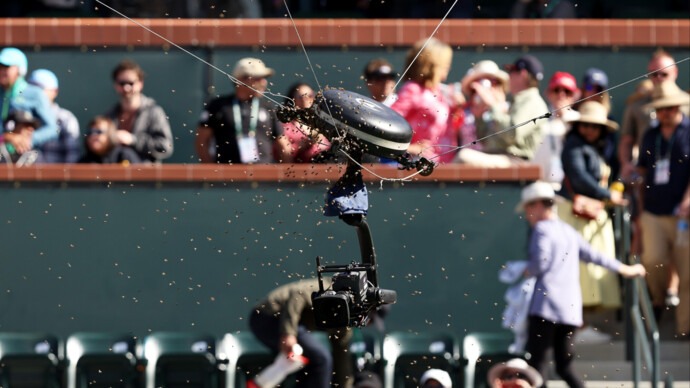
461,60,509,97
0,47,28,76
505,55,544,81
548,71,578,93
28,68,59,90
645,80,690,110
570,101,618,132
420,368,452,388
487,358,543,387
232,57,274,79
582,68,609,90
515,181,557,212
364,58,396,80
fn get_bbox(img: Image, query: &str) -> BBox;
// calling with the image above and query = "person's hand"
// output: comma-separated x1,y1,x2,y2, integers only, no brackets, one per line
619,263,646,278
471,81,496,106
676,196,690,218
116,129,135,145
280,334,297,354
609,189,629,206
4,131,33,154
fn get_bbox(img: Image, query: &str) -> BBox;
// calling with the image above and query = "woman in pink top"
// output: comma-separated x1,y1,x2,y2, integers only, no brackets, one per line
391,37,455,163
280,82,331,163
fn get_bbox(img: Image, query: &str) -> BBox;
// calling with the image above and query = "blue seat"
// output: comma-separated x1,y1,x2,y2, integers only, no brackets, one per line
64,332,140,388
463,331,518,388
0,332,61,387
142,332,218,388
382,331,461,388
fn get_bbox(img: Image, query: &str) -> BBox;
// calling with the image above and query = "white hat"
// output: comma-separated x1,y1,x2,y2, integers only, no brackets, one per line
515,181,556,212
487,358,543,387
420,368,452,388
461,60,509,97
232,57,274,79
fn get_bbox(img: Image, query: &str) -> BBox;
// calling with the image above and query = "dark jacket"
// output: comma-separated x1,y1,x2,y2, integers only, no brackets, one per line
559,130,611,201
78,145,142,164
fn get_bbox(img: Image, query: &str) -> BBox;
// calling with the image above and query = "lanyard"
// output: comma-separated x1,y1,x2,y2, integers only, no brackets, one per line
655,131,675,161
232,97,260,138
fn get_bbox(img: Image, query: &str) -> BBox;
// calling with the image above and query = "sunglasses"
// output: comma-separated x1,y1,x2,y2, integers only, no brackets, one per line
89,128,105,135
499,371,531,383
584,84,604,93
551,87,574,96
649,72,669,79
116,80,137,87
295,93,315,100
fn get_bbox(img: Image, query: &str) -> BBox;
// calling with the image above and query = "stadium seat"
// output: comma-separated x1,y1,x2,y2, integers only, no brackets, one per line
64,332,140,388
217,331,273,388
0,332,61,387
382,331,461,388
463,331,518,388
350,328,383,374
141,332,218,388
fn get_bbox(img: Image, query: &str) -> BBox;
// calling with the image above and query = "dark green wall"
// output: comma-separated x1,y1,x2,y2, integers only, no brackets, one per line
25,47,690,163
0,181,527,337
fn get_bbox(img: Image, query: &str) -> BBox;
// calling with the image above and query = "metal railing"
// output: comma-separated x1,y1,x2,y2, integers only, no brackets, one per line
614,205,667,388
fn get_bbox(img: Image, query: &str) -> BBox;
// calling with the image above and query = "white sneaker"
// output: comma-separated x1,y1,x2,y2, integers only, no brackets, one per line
573,326,612,344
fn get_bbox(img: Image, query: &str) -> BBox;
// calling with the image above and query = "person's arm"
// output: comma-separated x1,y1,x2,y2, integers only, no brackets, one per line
329,328,354,388
63,110,82,163
561,139,610,199
130,105,174,161
194,126,215,163
30,90,58,147
677,182,690,218
524,224,552,278
577,232,646,278
618,104,639,181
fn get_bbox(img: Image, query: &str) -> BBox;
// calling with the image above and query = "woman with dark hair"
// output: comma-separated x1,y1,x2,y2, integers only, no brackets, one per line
280,82,331,163
558,100,628,342
78,115,142,164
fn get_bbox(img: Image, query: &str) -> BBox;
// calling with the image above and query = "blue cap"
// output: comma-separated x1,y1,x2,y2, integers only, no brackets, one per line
28,68,59,90
583,68,608,90
0,47,28,76
506,55,544,81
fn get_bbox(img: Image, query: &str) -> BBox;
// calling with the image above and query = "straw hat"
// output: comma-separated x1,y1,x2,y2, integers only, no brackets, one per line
461,60,509,97
570,101,618,132
645,80,690,110
487,358,543,388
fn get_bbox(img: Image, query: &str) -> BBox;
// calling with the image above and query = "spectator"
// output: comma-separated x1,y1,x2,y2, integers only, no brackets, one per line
391,37,457,163
78,115,142,164
487,358,542,388
104,59,174,163
578,67,611,113
27,68,81,163
557,101,628,342
456,55,548,167
516,181,645,388
195,57,291,164
1,110,41,166
456,60,509,153
619,49,689,182
353,370,383,388
246,278,354,388
636,80,690,339
362,58,398,106
532,71,580,189
0,47,58,155
281,82,330,163
420,368,453,388
511,0,577,18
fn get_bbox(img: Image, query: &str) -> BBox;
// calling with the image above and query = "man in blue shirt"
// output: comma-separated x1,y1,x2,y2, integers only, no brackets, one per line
637,80,690,339
0,47,57,157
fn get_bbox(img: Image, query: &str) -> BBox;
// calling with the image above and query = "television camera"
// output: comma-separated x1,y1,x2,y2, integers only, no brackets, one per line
277,89,431,329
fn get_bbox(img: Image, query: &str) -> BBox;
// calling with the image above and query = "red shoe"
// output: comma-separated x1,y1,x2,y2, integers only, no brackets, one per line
246,379,260,388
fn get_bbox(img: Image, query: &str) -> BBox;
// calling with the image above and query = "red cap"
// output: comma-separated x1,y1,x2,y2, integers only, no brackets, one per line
548,71,578,92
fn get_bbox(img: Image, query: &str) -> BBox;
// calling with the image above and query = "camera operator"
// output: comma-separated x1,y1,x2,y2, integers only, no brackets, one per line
248,278,356,388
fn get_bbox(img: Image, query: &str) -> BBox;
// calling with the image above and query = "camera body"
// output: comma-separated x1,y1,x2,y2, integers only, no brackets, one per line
312,265,397,329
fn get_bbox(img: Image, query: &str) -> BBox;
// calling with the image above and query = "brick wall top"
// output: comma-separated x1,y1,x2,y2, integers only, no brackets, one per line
2,18,689,48
0,164,540,183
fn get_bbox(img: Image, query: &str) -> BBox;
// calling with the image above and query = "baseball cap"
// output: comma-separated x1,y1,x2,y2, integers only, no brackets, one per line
515,181,557,212
364,58,396,80
420,368,452,388
487,358,543,387
4,110,41,131
583,68,608,90
232,57,274,79
28,68,59,90
0,47,28,76
505,55,544,81
548,71,578,93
